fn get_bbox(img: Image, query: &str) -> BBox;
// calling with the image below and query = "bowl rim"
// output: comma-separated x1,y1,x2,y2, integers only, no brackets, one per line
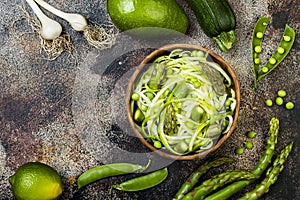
126,43,241,160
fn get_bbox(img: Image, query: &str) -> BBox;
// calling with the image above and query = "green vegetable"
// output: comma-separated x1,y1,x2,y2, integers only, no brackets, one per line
247,131,257,139
130,49,236,155
239,142,293,200
77,161,150,189
285,102,294,110
277,89,287,97
107,0,189,34
173,157,234,200
235,147,244,155
185,0,236,52
111,168,168,191
265,99,273,107
252,17,296,90
275,97,284,106
252,17,270,88
244,141,253,149
204,117,279,200
182,170,257,200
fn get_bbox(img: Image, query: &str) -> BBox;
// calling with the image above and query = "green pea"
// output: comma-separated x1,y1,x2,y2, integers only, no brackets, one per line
277,47,285,54
235,147,244,155
277,89,286,97
265,99,273,107
254,58,260,64
275,97,284,106
131,92,140,101
166,68,173,75
244,141,253,149
134,108,145,122
174,141,188,154
254,46,262,53
191,50,198,57
225,99,232,107
140,104,148,112
283,35,291,42
262,67,269,73
256,32,263,39
269,57,277,65
145,92,154,100
154,141,162,149
197,50,205,57
193,81,201,88
285,102,294,110
247,131,257,139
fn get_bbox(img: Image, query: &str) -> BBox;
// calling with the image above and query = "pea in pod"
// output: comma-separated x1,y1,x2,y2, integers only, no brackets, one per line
252,17,296,90
77,160,151,189
111,167,168,192
252,17,270,81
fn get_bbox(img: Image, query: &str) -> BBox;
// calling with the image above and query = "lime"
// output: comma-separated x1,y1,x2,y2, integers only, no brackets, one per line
107,0,189,34
9,162,63,200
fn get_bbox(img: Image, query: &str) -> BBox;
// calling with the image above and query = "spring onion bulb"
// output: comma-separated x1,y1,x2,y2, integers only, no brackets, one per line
33,0,118,49
130,49,236,155
34,0,88,31
25,0,62,40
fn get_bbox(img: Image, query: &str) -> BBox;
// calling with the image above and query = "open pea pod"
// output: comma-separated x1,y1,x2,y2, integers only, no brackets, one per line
252,17,296,90
256,24,295,81
252,17,270,80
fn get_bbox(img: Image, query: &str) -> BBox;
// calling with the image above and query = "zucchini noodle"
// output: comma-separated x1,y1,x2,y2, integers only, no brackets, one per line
130,49,236,155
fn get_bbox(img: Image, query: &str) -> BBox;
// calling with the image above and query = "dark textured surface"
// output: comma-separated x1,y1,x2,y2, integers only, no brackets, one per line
0,0,299,199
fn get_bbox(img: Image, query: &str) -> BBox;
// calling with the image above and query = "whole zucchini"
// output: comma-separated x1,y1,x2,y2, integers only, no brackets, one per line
186,0,236,52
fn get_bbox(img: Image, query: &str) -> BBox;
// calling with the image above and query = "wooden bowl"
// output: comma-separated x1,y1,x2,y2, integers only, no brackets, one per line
126,44,240,160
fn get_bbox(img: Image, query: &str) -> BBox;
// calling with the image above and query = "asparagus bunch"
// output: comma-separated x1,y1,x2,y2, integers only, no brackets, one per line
173,157,234,200
182,170,257,200
238,142,294,200
204,117,279,200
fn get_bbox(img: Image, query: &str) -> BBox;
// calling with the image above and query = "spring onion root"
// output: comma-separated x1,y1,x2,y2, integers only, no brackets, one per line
41,34,73,60
34,0,118,49
22,2,73,59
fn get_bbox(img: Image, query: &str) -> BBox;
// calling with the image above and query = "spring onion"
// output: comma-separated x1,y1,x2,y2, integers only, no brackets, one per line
25,0,62,40
33,0,118,49
130,49,236,155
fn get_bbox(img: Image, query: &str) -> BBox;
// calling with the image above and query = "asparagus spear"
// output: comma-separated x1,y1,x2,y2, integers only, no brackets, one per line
173,157,234,200
204,117,279,200
182,170,257,200
238,142,293,200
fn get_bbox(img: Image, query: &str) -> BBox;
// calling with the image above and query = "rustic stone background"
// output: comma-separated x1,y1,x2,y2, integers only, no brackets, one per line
0,0,299,199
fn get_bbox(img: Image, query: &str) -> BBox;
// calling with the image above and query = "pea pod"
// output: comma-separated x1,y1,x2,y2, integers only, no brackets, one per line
111,167,168,192
77,160,151,189
252,17,296,90
252,17,270,81
256,24,295,81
